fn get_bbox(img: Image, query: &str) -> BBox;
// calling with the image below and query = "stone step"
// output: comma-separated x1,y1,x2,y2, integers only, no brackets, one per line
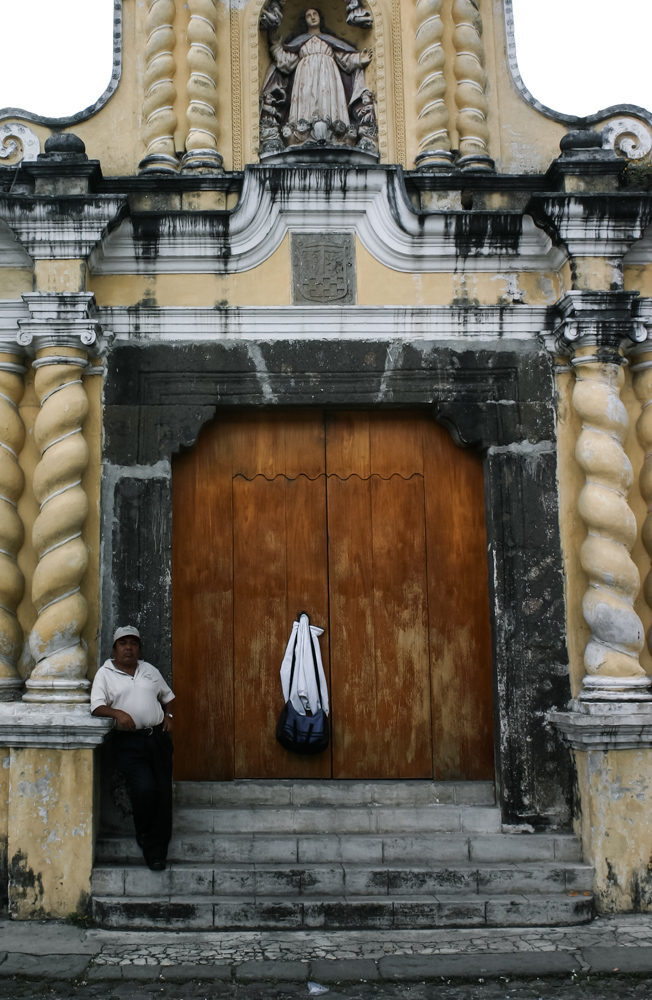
92,861,594,898
95,831,583,866
172,804,502,835
173,780,496,809
92,891,594,930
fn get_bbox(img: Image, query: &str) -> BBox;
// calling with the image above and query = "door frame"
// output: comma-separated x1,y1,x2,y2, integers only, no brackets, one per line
101,339,572,829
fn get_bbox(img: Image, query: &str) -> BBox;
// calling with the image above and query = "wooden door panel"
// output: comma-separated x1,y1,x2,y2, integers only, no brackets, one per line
328,473,432,778
230,410,325,479
326,411,425,479
423,421,494,780
232,473,331,778
173,422,235,780
173,409,494,783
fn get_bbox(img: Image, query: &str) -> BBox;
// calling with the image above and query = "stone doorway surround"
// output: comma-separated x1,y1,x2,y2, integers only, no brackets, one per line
101,330,573,830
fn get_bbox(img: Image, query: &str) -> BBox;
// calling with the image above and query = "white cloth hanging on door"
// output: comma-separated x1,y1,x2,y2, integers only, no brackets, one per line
280,613,329,716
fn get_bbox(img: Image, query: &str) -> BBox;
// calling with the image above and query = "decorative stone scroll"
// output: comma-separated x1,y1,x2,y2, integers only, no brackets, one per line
183,0,223,172
0,123,40,167
140,0,180,173
601,117,652,161
414,0,452,169
452,0,493,170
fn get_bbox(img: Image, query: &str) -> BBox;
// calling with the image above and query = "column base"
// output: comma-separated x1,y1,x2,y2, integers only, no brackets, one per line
456,154,495,172
414,150,457,171
578,675,652,705
181,148,224,173
22,677,91,704
138,153,181,174
0,678,23,701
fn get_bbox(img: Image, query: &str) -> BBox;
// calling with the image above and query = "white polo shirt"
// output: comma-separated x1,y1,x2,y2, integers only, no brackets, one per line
90,659,174,729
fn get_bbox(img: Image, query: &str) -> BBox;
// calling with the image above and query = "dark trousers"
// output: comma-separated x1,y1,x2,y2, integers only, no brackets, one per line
113,728,173,864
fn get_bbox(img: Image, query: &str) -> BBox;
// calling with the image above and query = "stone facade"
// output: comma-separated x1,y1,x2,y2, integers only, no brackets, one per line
0,0,651,920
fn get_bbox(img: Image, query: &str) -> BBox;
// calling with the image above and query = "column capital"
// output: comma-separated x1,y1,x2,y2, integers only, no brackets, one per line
18,292,108,357
0,300,29,361
545,290,646,362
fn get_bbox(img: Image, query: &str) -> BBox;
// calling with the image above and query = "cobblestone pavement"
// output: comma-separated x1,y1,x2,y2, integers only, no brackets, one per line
3,916,652,993
85,916,652,966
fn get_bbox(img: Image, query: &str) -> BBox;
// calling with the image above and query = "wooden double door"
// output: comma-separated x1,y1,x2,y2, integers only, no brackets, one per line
172,410,494,781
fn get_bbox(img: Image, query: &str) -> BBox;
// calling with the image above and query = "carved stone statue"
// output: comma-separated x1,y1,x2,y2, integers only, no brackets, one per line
259,7,377,158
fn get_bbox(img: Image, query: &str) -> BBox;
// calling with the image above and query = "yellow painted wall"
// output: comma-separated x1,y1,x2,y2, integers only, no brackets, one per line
575,749,652,912
7,748,95,919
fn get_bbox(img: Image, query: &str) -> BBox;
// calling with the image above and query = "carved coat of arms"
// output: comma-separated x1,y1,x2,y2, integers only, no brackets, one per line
291,234,356,305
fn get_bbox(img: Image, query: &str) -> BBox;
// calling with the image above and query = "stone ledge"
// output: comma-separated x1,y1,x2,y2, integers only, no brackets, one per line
549,709,652,750
0,703,114,749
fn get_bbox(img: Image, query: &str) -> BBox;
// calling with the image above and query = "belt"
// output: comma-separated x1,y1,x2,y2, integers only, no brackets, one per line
114,722,165,736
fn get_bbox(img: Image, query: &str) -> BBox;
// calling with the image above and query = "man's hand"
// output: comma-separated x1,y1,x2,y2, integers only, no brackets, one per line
163,714,174,734
92,705,136,730
114,710,136,730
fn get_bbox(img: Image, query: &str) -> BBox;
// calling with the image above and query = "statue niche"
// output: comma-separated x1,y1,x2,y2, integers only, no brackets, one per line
259,3,378,162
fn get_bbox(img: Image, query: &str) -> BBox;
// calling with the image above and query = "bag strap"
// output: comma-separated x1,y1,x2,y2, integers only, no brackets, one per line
291,613,323,710
288,625,298,691
309,625,323,707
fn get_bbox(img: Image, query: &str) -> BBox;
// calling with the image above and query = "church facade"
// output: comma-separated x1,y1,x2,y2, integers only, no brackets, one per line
1,0,652,922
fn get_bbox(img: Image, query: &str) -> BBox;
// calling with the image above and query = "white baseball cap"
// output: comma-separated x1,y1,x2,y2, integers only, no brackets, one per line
112,625,141,643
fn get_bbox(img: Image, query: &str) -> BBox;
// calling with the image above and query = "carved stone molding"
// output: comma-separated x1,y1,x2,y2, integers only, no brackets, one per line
550,708,652,752
0,702,113,748
88,168,564,276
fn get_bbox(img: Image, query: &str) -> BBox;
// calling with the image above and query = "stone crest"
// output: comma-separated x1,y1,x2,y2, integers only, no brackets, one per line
291,233,356,305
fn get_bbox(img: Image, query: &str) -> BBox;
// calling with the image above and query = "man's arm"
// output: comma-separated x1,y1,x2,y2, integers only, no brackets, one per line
162,697,175,733
92,705,136,730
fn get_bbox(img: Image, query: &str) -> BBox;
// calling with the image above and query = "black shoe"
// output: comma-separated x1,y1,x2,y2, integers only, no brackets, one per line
147,860,166,871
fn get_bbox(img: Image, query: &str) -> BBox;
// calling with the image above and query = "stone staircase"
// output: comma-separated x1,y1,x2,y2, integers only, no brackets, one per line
92,780,594,929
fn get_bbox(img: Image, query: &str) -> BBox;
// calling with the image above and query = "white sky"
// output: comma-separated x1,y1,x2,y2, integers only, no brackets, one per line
0,0,650,120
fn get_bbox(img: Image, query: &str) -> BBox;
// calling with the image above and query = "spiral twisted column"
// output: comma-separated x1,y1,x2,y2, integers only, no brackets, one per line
631,302,652,656
183,0,223,172
451,0,493,171
18,293,101,704
414,0,453,170
0,305,27,701
140,0,180,173
558,292,651,703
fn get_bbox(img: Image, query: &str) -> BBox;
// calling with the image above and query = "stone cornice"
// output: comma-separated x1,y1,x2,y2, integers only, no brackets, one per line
99,303,550,343
529,193,652,260
0,702,113,749
0,195,126,260
89,167,565,276
550,708,652,751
